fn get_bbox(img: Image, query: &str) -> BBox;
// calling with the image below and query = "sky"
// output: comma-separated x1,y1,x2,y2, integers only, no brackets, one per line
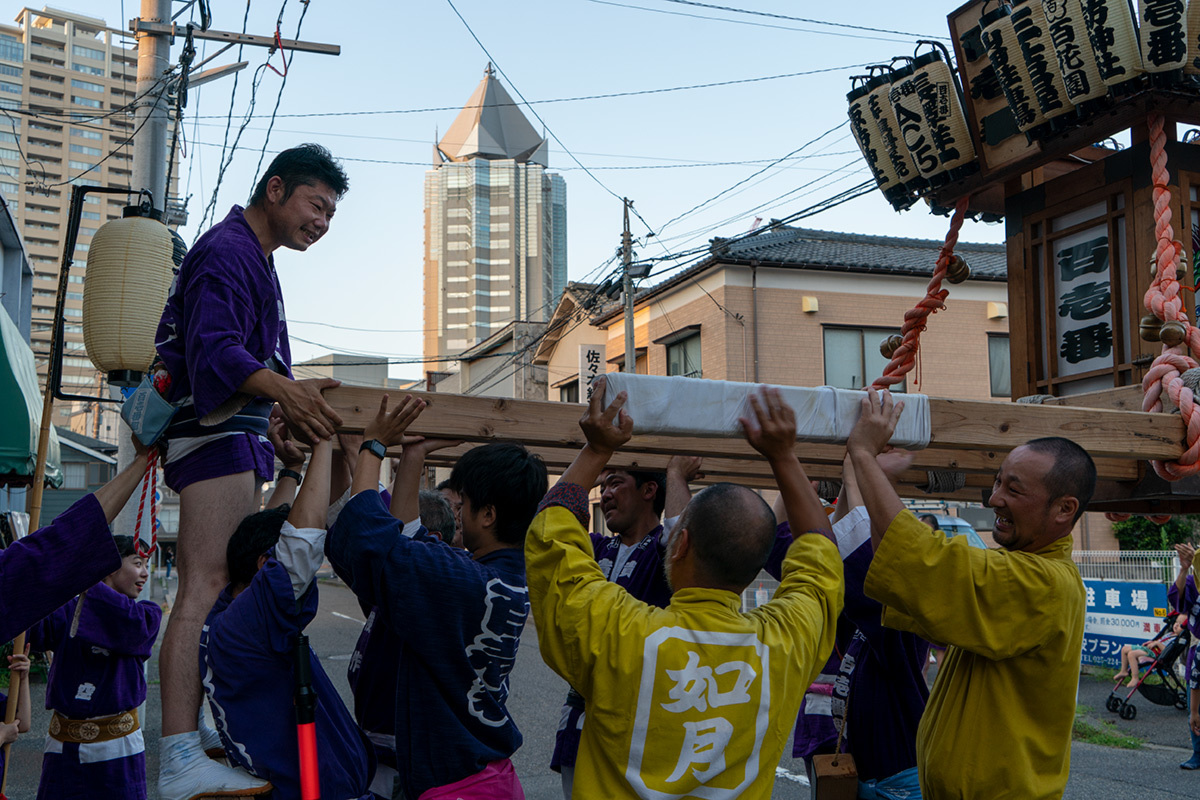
82,0,1007,378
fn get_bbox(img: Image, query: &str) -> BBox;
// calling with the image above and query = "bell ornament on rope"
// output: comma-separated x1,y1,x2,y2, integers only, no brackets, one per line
880,334,904,359
1159,319,1188,348
1140,313,1163,342
82,204,177,387
945,254,972,283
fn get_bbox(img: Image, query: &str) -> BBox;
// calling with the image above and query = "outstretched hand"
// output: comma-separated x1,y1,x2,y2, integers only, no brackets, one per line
847,388,904,457
667,455,704,481
579,376,633,456
740,387,797,463
1176,542,1195,572
268,406,306,469
363,394,427,449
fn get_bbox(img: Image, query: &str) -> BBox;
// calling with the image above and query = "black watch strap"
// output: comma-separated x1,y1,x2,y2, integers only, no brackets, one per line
360,439,387,460
277,468,302,485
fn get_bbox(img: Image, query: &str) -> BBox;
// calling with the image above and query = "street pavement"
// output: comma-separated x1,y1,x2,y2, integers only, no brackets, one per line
2,573,1197,798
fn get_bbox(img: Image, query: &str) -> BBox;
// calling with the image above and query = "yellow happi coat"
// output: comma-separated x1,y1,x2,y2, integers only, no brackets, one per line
525,492,843,800
864,510,1085,800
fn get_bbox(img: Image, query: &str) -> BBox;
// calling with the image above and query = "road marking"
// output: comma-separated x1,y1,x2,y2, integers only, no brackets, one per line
775,766,810,786
331,611,361,622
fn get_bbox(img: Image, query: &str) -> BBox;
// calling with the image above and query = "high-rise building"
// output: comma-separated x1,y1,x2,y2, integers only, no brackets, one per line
423,65,567,365
0,7,177,439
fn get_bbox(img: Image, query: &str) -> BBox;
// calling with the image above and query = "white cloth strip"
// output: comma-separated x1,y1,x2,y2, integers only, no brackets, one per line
276,522,326,599
602,373,931,450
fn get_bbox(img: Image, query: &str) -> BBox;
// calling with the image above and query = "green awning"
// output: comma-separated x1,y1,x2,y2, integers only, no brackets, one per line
0,310,61,488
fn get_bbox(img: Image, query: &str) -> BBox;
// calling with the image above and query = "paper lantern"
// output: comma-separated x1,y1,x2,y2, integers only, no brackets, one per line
83,206,176,387
982,4,1049,135
1010,0,1075,133
1040,0,1109,106
864,67,927,197
847,78,912,210
888,45,978,187
1079,0,1144,90
1188,0,1200,74
1137,0,1187,73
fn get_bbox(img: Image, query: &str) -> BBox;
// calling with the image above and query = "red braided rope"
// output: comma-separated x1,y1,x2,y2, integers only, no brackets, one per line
134,448,159,559
872,196,970,391
1141,113,1200,480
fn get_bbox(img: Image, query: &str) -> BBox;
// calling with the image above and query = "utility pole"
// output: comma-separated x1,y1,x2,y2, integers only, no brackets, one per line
114,0,173,538
622,198,635,373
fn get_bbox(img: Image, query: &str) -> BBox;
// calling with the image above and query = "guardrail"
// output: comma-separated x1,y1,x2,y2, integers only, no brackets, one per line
1071,550,1180,583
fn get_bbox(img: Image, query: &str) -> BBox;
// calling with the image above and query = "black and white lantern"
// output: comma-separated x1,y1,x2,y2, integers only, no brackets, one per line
864,66,926,199
982,4,1049,135
1011,0,1075,133
1079,0,1145,90
888,44,978,187
1040,0,1109,107
1137,0,1187,74
848,78,912,210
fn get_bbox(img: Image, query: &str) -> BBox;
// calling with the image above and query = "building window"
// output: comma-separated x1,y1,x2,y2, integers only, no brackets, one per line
0,82,20,95
0,37,22,63
72,96,102,108
560,382,580,403
70,143,101,157
72,44,104,61
63,462,87,490
823,327,906,392
988,334,1011,398
72,62,103,76
666,334,702,378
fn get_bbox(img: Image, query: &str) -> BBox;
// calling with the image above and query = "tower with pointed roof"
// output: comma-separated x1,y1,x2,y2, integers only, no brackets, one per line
423,66,568,366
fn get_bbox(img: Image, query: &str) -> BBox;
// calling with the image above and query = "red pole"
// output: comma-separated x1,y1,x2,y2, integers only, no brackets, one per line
294,633,320,799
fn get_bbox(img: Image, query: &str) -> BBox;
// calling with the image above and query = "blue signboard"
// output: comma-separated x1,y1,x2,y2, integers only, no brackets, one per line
1081,579,1172,669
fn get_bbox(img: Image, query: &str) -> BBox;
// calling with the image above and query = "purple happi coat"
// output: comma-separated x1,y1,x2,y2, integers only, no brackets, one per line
29,581,161,800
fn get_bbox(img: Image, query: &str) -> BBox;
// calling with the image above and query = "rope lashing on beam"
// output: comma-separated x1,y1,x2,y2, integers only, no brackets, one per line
872,195,970,392
1141,112,1200,480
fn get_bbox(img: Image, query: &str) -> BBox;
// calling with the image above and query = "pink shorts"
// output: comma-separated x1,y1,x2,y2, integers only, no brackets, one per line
417,760,524,800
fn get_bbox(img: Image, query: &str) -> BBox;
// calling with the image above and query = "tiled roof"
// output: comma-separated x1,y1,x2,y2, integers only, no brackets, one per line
711,225,1007,280
592,224,1007,324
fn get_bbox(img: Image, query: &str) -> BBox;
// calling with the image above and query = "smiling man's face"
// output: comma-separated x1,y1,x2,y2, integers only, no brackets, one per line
987,445,1061,552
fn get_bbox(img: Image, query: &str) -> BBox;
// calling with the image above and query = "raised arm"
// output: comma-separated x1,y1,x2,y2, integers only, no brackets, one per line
390,438,463,523
1175,543,1195,598
92,436,151,524
287,437,332,530
846,388,906,551
352,394,426,498
238,370,343,445
741,388,831,542
559,377,632,491
665,456,702,519
266,406,307,509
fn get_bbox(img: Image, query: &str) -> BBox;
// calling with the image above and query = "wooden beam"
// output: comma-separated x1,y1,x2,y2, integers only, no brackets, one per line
325,386,1173,479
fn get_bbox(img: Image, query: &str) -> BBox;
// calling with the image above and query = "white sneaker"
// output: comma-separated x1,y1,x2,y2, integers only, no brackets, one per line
158,731,272,800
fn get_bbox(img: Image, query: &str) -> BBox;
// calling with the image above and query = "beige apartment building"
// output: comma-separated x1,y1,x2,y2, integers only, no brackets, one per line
1,7,177,438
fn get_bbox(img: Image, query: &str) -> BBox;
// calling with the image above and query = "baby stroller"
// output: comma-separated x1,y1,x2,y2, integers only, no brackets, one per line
1105,626,1191,720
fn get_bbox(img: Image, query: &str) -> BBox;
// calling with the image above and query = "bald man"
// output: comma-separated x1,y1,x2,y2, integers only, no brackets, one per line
525,378,843,799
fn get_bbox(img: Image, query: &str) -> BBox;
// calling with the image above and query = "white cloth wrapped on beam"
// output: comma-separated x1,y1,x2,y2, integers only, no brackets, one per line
602,373,931,450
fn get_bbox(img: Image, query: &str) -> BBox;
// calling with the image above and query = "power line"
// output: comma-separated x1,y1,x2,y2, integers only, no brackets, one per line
584,0,924,44
183,62,870,120
250,0,313,190
656,0,948,40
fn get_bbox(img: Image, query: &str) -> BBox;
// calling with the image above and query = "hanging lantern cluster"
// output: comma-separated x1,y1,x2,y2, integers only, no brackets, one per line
847,41,979,210
851,1,1200,213
83,203,182,387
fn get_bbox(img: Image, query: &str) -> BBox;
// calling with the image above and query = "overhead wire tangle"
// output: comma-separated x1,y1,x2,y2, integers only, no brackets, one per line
250,0,313,189
584,0,926,44
185,62,871,120
196,0,256,236
654,120,850,236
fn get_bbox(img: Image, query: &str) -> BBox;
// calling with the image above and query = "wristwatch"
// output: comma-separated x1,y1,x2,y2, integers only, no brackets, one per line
277,468,303,485
359,439,387,460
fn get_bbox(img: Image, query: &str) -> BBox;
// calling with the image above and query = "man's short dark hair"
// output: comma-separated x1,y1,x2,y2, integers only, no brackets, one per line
628,470,667,517
227,505,290,587
1024,437,1097,523
918,514,939,530
448,444,548,546
248,143,349,207
676,483,776,589
112,535,137,559
419,489,456,542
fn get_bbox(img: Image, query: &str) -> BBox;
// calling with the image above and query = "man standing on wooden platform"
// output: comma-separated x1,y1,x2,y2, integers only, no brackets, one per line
153,144,348,800
848,388,1092,800
526,379,843,798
